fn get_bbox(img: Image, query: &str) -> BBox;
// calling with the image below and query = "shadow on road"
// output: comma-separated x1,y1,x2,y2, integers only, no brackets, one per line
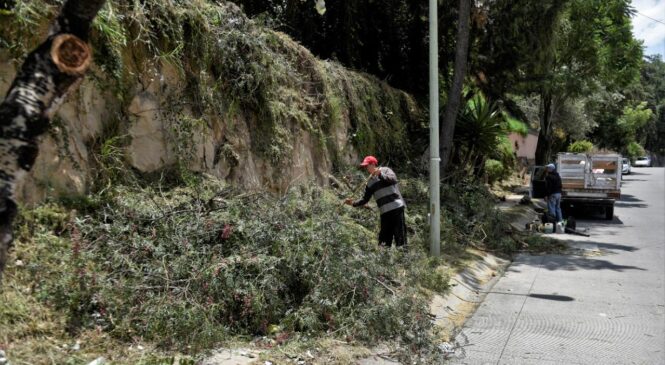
567,212,625,224
563,239,640,253
623,170,650,175
484,292,576,302
508,241,645,272
537,255,646,272
616,201,648,208
528,293,575,301
619,194,644,202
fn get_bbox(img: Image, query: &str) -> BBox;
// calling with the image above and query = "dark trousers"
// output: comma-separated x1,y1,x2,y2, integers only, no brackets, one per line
379,207,407,247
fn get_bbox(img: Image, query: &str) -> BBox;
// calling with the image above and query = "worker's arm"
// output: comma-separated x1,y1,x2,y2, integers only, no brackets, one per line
351,184,373,207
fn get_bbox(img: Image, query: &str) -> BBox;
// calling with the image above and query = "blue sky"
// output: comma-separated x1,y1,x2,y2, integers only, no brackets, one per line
631,0,665,57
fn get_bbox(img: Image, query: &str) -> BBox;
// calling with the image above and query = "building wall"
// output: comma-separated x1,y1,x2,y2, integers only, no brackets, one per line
508,131,539,164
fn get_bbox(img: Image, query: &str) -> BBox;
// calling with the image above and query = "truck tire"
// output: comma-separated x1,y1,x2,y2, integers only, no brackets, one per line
605,205,614,220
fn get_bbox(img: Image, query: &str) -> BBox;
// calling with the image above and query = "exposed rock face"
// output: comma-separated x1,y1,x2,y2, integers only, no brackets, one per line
0,57,352,201
0,2,423,204
127,91,174,172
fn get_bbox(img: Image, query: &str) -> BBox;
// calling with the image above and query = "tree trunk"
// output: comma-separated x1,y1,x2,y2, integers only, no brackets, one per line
0,1,15,10
535,91,553,165
0,0,107,282
439,0,472,174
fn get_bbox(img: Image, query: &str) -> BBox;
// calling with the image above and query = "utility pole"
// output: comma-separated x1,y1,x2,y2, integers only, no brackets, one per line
429,0,440,256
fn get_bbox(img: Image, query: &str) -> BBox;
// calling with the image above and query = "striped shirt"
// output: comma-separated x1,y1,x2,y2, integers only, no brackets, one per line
353,167,405,215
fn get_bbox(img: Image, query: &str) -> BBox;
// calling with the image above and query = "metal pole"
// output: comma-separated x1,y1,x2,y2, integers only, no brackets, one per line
429,0,440,256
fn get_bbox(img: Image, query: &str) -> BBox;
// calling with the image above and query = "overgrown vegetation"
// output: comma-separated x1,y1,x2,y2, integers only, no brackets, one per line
452,91,528,183
0,166,551,363
0,177,408,362
0,0,425,178
0,1,569,363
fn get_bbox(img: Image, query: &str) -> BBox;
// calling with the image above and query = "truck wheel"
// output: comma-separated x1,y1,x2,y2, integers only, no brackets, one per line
605,206,614,220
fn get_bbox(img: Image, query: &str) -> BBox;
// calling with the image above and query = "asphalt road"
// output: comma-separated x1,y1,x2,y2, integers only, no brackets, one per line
449,168,665,365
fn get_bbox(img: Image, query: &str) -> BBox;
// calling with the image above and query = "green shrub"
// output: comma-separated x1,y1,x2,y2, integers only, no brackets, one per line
568,140,594,153
505,115,529,136
626,141,645,161
484,159,508,184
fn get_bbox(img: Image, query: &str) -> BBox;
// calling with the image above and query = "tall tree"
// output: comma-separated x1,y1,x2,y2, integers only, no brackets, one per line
534,0,641,164
640,56,665,156
472,0,567,116
439,0,471,173
0,0,107,281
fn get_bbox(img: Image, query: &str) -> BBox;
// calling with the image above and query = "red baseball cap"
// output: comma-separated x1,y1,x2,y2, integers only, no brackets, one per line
360,155,378,167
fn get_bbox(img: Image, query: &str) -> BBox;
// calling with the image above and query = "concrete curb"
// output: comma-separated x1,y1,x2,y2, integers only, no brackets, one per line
358,198,545,364
205,198,536,365
431,195,545,343
358,250,511,365
430,249,510,341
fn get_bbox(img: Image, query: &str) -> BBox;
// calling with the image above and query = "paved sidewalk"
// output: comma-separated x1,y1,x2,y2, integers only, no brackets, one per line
449,168,665,365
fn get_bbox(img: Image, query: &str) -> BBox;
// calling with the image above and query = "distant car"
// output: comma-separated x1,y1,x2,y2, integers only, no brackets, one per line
634,156,652,167
622,158,631,174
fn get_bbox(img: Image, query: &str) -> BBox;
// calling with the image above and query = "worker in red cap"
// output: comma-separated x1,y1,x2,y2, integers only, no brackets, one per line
345,156,407,247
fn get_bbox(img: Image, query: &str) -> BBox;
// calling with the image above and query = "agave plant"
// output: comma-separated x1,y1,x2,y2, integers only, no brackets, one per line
454,93,506,175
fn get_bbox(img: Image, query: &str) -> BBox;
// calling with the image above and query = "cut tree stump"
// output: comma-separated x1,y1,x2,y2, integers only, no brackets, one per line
0,0,107,282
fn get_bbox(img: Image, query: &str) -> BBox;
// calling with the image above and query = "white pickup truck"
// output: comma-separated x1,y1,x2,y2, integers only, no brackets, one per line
531,153,622,220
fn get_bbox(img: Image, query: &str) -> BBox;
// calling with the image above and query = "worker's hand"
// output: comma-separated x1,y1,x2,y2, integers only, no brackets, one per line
344,198,354,206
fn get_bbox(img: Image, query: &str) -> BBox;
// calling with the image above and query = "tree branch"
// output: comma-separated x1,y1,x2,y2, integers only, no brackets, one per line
0,0,106,282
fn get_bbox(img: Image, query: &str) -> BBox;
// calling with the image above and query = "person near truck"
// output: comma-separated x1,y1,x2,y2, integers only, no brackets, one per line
545,163,563,223
344,156,407,247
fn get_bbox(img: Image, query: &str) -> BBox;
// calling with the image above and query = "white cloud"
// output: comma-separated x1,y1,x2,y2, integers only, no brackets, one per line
631,0,665,56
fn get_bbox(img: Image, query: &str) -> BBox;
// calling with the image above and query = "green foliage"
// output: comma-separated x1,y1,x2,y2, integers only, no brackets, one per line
484,159,508,184
233,0,431,95
591,100,655,156
0,0,52,56
492,0,643,162
3,167,537,362
476,0,567,99
505,115,529,136
567,140,594,153
440,178,518,253
1,0,424,180
618,102,654,143
10,178,448,357
552,0,642,95
626,141,645,161
522,234,567,253
454,92,517,181
640,56,665,156
456,93,506,160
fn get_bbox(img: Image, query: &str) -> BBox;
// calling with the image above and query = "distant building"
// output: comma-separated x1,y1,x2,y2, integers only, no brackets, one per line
508,130,539,165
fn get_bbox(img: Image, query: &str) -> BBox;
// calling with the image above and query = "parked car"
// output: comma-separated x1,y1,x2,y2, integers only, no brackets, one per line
622,158,631,174
634,156,652,167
